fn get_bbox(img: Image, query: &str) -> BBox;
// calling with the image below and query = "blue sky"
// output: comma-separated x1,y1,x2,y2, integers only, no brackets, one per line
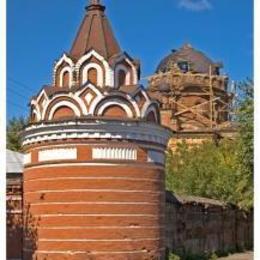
7,0,253,119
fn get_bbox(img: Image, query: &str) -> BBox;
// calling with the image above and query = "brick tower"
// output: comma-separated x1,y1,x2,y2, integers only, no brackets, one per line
22,1,171,259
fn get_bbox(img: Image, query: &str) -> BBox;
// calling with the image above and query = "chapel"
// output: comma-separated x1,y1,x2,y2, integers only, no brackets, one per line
21,1,171,259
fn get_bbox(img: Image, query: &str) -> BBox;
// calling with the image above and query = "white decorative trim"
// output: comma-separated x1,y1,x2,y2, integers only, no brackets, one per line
54,54,74,70
85,92,94,105
59,67,73,88
82,63,103,87
38,148,77,162
22,120,172,146
115,64,131,88
144,105,159,122
32,109,41,121
36,89,48,103
53,54,75,86
76,50,113,87
92,147,137,160
96,100,134,118
147,150,165,165
48,101,81,120
112,54,138,85
29,142,166,153
97,93,140,118
24,153,32,165
76,83,104,115
141,100,159,118
24,163,165,171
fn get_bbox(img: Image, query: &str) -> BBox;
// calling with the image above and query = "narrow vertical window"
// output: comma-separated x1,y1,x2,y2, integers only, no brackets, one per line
88,68,98,85
62,71,70,87
118,70,126,86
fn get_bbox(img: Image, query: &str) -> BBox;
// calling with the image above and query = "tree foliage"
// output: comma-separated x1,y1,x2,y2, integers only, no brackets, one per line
166,79,254,210
166,139,240,205
235,79,254,209
7,117,28,152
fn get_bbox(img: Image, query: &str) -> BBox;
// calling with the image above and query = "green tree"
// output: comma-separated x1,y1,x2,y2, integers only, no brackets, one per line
235,79,254,209
7,117,28,152
166,139,239,205
166,79,254,210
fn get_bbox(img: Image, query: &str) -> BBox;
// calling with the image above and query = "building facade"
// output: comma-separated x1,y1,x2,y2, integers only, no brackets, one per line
22,1,171,259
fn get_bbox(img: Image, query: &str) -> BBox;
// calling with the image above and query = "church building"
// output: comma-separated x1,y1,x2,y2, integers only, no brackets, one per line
22,0,171,259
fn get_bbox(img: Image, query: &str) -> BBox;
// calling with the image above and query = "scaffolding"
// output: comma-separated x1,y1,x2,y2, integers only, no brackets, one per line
147,63,236,131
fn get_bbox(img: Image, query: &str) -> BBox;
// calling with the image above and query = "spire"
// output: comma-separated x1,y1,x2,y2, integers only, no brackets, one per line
70,0,121,60
89,0,101,5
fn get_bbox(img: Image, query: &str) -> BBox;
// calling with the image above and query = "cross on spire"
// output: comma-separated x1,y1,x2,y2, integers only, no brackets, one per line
89,0,101,5
86,0,104,11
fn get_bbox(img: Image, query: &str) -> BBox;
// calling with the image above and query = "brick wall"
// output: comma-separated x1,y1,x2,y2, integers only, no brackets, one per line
165,191,253,256
6,173,23,260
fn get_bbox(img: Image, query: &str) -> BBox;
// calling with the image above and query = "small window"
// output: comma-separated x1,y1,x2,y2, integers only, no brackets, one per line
88,68,98,85
62,71,70,87
178,61,189,73
118,70,126,86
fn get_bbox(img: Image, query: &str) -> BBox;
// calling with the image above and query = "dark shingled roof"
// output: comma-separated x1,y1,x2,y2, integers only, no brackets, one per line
156,43,222,75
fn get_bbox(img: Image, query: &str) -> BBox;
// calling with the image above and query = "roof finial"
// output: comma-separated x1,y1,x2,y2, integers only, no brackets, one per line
86,0,105,11
89,0,101,5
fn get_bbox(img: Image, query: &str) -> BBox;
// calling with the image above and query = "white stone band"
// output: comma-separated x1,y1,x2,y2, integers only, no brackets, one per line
22,120,172,147
92,147,137,161
24,153,32,165
38,148,77,162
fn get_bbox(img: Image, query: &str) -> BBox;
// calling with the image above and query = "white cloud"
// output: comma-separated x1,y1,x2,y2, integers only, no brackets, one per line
178,0,212,12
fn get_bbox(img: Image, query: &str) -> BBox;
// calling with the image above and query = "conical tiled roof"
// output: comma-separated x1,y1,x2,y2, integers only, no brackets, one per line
70,0,121,60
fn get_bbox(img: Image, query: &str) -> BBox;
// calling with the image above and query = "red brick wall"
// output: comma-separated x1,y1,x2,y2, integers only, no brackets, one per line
6,176,23,260
23,141,166,259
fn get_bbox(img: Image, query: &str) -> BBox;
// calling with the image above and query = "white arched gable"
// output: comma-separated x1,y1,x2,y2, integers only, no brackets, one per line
141,101,158,118
113,55,138,85
144,105,159,122
76,50,113,87
96,100,134,118
115,64,131,88
82,63,103,87
53,54,74,86
59,67,73,88
54,54,74,70
32,108,41,122
48,101,81,120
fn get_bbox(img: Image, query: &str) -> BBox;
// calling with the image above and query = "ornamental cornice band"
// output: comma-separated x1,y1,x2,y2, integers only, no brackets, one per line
22,119,172,146
92,148,137,161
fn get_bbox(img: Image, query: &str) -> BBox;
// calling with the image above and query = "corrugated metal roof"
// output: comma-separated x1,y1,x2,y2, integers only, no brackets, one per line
6,149,23,174
166,190,226,207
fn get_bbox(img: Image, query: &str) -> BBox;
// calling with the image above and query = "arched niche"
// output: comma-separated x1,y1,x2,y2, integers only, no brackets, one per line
95,99,134,118
88,68,98,85
59,67,73,88
146,111,157,123
53,106,76,120
118,70,127,86
102,105,128,118
115,64,131,88
81,63,104,87
47,100,81,120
